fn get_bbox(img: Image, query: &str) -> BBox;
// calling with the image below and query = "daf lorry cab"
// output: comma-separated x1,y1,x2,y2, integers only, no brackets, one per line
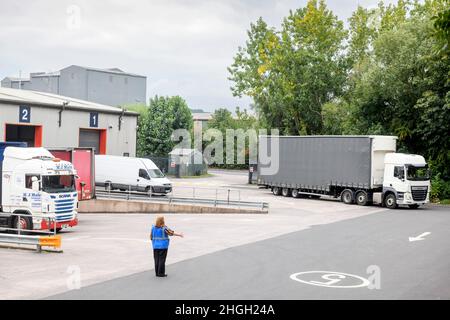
381,153,430,208
258,135,430,209
0,144,78,232
95,155,172,195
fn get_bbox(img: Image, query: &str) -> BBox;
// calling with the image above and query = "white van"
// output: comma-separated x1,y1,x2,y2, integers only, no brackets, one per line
95,155,172,195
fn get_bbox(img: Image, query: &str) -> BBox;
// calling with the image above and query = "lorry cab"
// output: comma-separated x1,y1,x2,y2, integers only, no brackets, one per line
0,146,78,231
383,153,430,209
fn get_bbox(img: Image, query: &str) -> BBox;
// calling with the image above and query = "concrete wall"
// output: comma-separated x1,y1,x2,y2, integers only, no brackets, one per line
0,102,137,156
79,198,267,214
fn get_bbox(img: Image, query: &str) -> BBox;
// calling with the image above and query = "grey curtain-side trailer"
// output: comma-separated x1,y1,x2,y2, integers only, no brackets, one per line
257,136,430,208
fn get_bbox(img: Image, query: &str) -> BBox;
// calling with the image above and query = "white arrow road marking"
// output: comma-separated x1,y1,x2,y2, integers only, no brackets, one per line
409,232,431,242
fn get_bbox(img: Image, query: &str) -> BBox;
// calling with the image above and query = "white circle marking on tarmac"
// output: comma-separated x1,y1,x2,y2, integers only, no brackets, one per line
290,271,370,288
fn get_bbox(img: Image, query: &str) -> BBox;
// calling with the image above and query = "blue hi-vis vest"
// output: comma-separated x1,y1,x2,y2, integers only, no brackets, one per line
151,225,169,249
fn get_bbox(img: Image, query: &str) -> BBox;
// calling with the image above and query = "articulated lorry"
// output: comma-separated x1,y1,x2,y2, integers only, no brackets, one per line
257,136,430,209
0,143,78,232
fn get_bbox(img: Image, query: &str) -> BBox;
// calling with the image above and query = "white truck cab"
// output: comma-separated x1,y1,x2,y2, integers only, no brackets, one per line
382,153,430,208
0,146,78,232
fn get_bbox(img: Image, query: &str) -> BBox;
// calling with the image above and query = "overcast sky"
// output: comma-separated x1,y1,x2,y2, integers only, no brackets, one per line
0,0,397,112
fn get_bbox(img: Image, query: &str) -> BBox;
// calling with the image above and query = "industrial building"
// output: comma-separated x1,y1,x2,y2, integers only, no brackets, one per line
1,65,147,107
0,87,138,156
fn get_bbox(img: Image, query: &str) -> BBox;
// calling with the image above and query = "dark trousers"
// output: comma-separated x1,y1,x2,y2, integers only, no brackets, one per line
153,249,168,276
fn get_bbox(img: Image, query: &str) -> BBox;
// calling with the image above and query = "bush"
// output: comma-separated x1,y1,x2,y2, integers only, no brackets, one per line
431,175,450,202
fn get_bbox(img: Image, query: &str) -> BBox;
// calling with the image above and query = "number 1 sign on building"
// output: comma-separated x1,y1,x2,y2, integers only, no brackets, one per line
89,112,99,127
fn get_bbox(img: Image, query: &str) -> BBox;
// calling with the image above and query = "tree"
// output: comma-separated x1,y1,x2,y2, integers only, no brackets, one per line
228,0,347,135
136,95,193,157
345,0,450,186
207,107,258,168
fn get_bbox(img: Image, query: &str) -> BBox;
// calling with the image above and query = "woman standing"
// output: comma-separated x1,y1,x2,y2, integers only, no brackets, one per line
150,216,184,277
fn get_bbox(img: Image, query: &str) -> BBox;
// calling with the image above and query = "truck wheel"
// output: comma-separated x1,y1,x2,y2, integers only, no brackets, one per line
384,193,397,209
408,204,420,209
341,190,354,204
291,189,300,198
272,187,281,196
282,188,291,197
355,191,368,206
13,215,32,235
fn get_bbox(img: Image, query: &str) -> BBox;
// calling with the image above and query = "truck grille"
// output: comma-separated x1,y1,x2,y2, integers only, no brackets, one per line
54,198,75,221
411,186,428,201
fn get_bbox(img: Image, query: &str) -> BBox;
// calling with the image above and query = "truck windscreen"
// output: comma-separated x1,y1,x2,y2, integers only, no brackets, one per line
406,165,430,181
42,175,76,193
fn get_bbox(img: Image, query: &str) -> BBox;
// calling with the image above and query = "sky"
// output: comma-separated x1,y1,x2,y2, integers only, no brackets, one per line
0,0,397,112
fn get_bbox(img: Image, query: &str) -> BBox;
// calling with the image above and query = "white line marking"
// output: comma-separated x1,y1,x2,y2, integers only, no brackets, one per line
64,236,91,241
409,232,431,242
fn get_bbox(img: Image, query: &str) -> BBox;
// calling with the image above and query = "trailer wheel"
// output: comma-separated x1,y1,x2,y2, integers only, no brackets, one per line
272,187,281,196
282,188,291,197
291,189,300,198
341,189,354,204
384,193,397,209
355,191,368,206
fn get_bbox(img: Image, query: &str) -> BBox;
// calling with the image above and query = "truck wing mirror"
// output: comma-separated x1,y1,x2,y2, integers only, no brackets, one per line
32,180,40,191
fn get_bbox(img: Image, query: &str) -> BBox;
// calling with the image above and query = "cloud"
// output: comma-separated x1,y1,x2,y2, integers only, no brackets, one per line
0,0,397,112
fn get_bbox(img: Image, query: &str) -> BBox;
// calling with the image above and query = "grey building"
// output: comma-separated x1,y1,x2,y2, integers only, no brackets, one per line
1,65,147,107
1,77,31,90
0,87,138,156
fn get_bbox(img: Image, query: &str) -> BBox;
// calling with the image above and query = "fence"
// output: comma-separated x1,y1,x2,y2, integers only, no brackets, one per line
145,155,169,174
0,213,62,252
95,185,268,211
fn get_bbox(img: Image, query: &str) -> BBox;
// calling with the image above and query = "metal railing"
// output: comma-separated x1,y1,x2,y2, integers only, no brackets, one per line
0,213,61,252
95,185,269,211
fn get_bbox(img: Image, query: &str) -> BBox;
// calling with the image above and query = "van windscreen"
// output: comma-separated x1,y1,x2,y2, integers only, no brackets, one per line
148,169,164,178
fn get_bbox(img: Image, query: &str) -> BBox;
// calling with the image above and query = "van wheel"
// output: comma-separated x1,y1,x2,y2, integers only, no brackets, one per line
146,187,153,197
341,189,354,204
292,189,300,198
272,187,281,196
384,193,397,209
355,191,368,206
282,188,291,197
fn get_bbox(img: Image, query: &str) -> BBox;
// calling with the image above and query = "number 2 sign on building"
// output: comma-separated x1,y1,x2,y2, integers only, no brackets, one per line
89,112,99,127
19,106,31,123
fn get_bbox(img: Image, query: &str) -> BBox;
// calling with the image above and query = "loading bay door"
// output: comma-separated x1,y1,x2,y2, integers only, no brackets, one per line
79,128,106,154
5,124,42,147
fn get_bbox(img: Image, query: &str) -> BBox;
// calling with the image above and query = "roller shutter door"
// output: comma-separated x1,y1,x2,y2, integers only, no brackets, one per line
79,129,100,154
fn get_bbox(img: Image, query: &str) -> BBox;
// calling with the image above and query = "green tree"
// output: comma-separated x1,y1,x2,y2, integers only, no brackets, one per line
136,95,193,157
345,0,450,184
229,0,347,135
207,107,258,168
